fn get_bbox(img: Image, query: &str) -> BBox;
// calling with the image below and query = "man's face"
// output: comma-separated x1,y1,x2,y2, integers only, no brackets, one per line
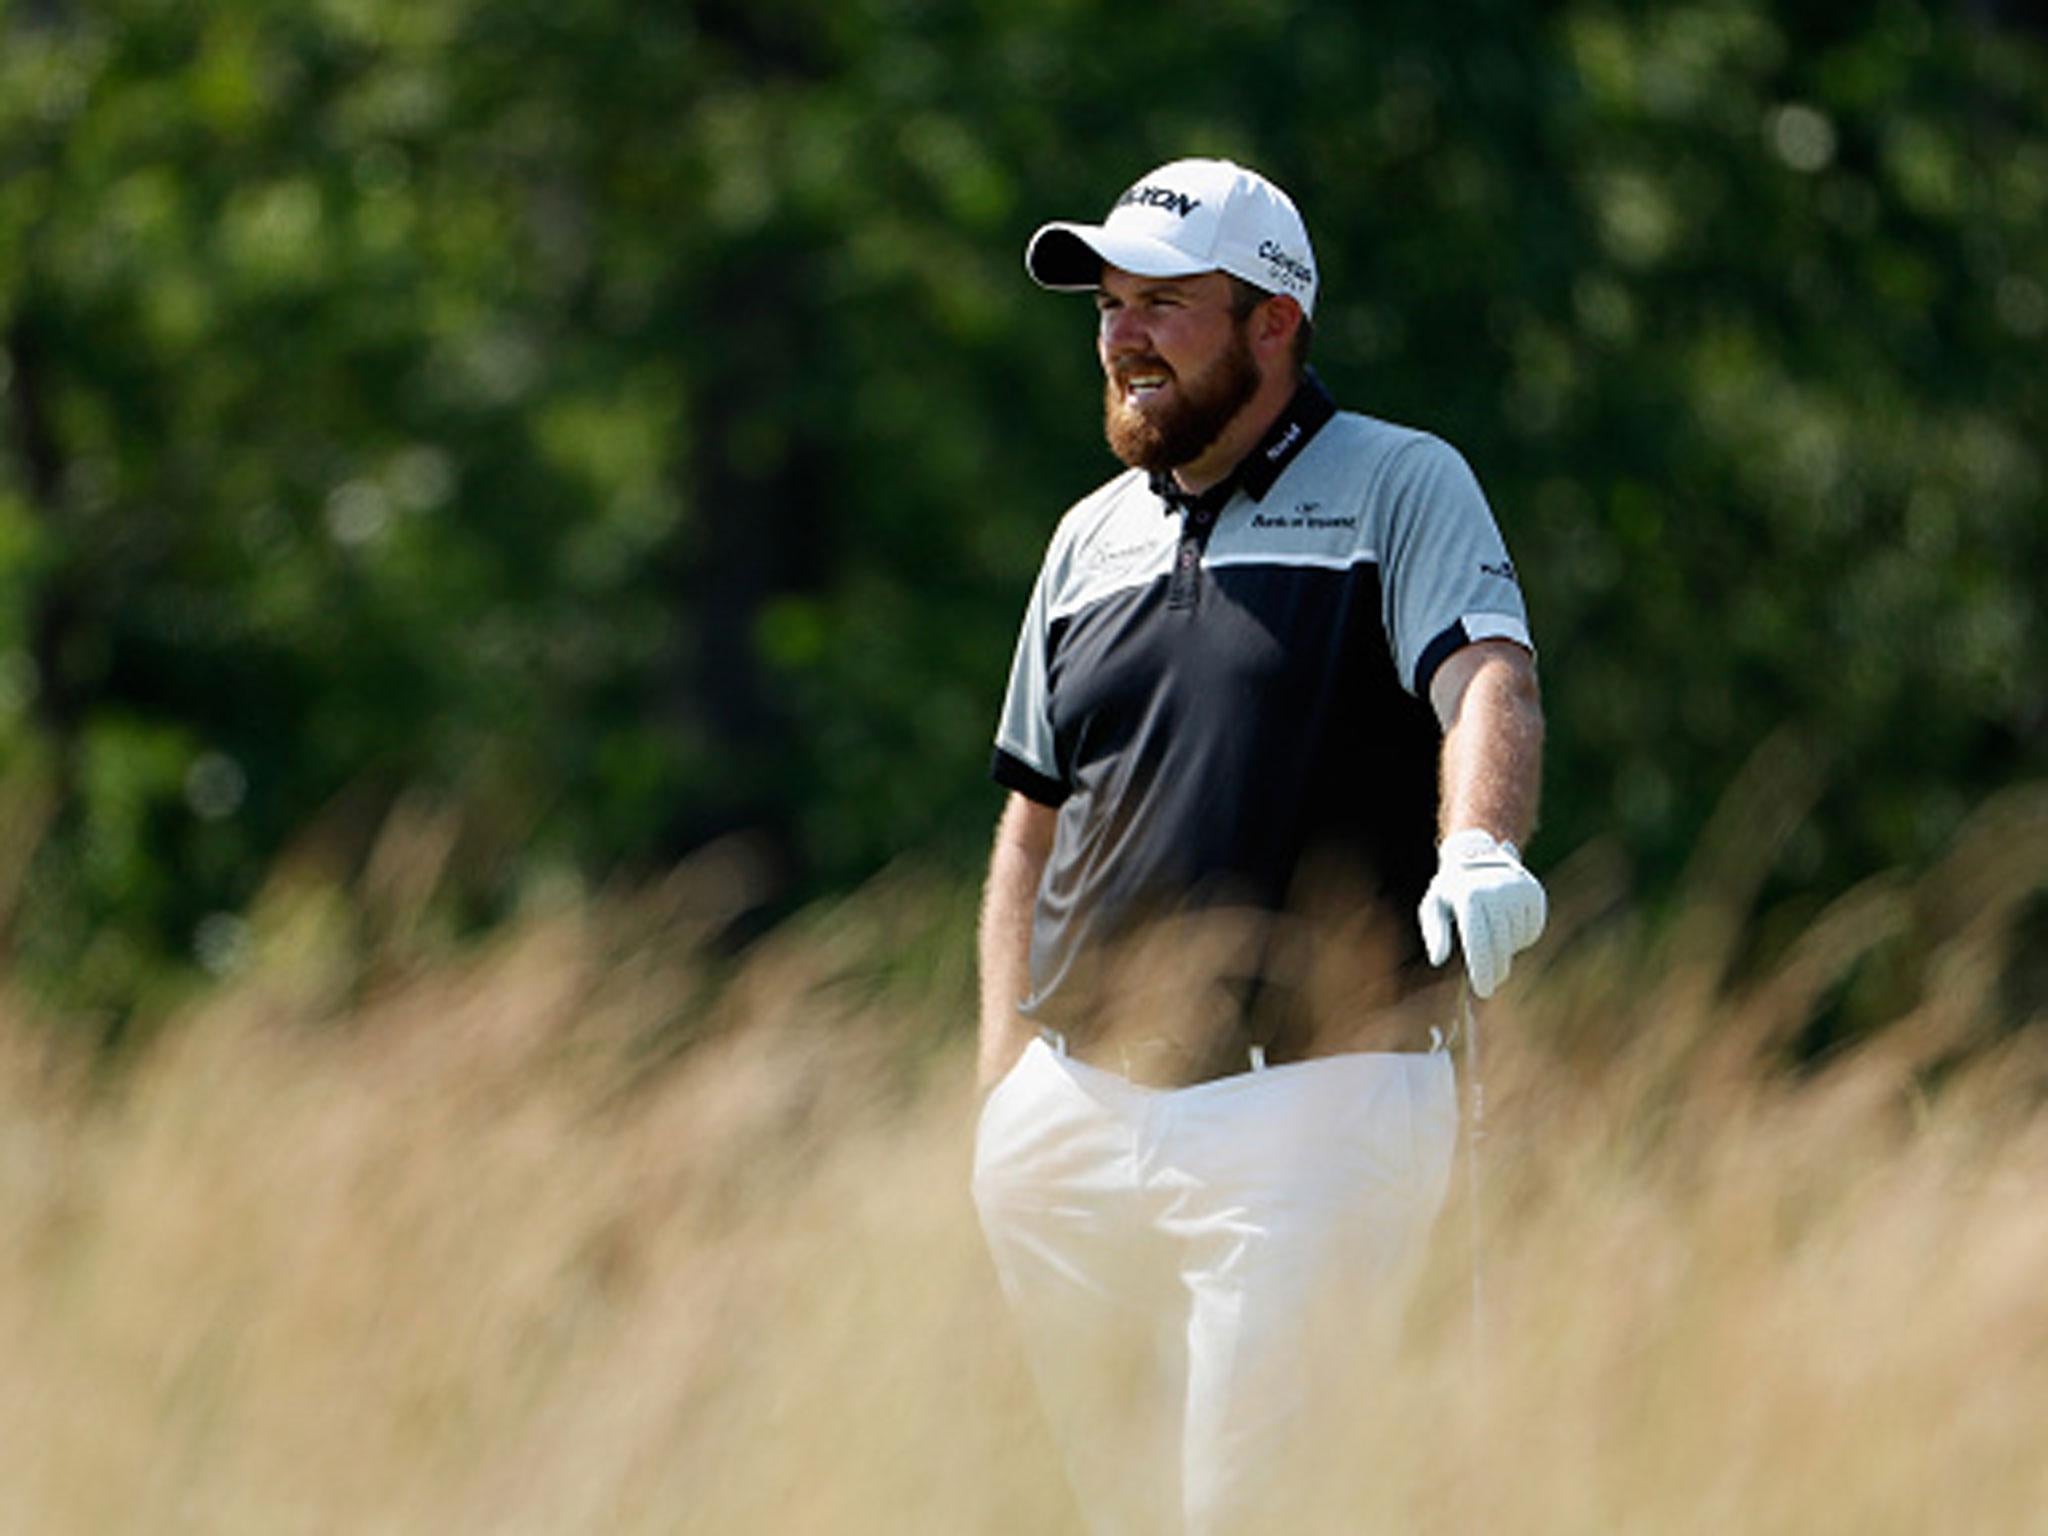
1096,267,1263,474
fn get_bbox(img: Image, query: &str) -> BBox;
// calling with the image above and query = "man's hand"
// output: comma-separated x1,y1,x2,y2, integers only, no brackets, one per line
978,794,1058,1096
1418,828,1546,999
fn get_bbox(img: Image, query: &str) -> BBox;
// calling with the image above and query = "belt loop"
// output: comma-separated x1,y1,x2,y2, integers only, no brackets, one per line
1248,1043,1267,1072
1038,1026,1069,1057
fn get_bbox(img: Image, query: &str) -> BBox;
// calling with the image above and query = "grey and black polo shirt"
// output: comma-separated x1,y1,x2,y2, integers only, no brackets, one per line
992,373,1533,1034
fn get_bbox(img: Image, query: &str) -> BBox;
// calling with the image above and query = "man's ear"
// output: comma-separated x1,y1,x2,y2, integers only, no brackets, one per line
1255,294,1304,363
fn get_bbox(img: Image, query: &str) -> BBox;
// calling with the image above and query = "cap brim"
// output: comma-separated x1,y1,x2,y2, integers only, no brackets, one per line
1024,222,1215,290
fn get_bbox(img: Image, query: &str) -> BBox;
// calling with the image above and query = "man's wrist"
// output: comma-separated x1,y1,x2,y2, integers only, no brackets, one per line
1439,827,1520,864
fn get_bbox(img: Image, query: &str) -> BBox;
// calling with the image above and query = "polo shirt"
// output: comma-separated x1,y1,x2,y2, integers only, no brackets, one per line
991,373,1532,1036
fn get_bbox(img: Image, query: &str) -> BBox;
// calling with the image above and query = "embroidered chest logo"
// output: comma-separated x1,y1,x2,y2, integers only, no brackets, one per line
1088,534,1157,570
1250,502,1358,532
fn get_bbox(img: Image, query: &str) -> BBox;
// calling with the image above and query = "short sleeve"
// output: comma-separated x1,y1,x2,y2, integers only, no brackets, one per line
990,558,1069,805
1379,437,1534,697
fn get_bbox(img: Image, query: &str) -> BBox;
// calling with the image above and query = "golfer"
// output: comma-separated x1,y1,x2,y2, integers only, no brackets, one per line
971,158,1545,1534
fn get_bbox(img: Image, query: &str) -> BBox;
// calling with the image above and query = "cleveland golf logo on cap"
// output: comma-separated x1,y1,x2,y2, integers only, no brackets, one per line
1258,239,1314,293
1115,183,1203,218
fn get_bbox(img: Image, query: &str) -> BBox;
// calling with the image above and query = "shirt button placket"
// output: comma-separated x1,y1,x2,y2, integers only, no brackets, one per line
1169,507,1215,612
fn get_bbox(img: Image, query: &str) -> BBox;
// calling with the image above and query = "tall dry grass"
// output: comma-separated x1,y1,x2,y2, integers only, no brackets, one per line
1,779,2043,1534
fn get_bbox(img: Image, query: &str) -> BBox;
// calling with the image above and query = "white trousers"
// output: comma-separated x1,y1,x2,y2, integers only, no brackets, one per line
972,1037,1457,1536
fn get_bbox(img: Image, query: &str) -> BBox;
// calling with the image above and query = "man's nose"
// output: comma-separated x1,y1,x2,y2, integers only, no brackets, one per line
1100,306,1147,356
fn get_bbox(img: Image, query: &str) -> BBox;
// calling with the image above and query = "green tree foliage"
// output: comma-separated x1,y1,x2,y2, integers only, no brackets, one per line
0,0,2041,1014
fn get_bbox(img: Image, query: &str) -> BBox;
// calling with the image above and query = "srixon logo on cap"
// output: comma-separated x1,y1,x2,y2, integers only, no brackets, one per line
1116,183,1202,218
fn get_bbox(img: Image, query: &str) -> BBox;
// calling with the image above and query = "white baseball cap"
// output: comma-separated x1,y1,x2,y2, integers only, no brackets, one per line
1025,158,1319,318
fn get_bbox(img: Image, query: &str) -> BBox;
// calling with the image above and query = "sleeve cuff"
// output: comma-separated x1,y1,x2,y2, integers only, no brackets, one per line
1413,614,1534,696
1413,623,1471,697
992,747,1068,806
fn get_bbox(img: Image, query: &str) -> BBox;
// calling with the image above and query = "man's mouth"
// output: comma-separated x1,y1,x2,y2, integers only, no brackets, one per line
1119,367,1174,401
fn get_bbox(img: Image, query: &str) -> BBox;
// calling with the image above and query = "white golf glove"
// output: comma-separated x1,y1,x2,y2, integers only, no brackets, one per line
1418,829,1546,999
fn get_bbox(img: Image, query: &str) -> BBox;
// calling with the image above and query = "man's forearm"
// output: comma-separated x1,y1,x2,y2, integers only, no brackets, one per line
1419,642,1547,996
1435,643,1543,846
977,797,1054,1093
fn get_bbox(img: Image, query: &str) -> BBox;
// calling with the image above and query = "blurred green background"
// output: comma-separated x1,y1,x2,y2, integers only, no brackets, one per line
0,0,2041,1024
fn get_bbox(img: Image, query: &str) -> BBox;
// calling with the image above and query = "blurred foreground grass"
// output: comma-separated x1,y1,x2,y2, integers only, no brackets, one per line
1,782,2044,1534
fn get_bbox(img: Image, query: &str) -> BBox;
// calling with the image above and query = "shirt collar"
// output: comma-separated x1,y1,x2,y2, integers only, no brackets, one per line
1147,369,1337,516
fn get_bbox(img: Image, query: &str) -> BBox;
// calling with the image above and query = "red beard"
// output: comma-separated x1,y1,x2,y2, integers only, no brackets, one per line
1102,321,1262,473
